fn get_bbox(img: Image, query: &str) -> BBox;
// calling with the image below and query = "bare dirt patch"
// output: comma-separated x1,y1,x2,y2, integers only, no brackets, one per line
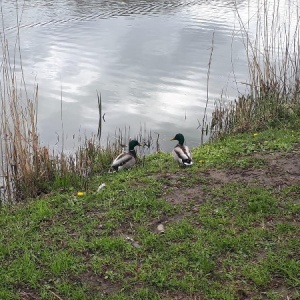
162,186,206,205
159,171,209,205
78,270,123,297
162,146,300,205
17,286,41,300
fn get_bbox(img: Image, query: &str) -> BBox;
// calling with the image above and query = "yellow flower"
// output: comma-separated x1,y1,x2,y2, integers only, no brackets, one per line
253,133,258,136
199,160,204,163
77,192,85,196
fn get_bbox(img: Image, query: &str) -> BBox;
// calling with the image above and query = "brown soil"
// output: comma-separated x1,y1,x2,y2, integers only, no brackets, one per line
162,146,300,206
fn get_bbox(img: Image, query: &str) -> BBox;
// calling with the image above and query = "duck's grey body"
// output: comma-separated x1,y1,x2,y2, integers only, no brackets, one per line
111,140,141,171
171,133,193,166
111,150,137,171
172,144,193,166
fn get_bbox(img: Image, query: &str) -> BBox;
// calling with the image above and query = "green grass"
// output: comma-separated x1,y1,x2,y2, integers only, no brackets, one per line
194,125,300,168
1,123,300,299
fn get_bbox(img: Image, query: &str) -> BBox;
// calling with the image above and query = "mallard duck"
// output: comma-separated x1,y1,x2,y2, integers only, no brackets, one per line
111,140,141,171
170,133,193,166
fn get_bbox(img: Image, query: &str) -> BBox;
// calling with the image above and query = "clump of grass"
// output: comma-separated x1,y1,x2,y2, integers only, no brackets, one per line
206,0,300,140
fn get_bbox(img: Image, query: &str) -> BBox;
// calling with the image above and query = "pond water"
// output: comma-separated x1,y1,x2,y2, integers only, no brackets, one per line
1,0,259,152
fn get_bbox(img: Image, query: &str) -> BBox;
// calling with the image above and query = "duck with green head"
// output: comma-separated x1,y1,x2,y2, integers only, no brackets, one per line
170,133,193,166
111,139,142,171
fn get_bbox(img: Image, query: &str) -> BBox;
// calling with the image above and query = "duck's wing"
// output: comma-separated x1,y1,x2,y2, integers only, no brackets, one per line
173,145,193,165
184,145,192,159
111,152,135,170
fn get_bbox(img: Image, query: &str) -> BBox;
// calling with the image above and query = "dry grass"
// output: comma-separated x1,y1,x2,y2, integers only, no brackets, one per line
0,33,154,202
0,27,119,202
205,0,300,140
0,4,160,203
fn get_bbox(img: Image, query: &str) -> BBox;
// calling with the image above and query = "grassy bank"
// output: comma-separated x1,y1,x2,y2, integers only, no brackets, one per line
1,121,300,299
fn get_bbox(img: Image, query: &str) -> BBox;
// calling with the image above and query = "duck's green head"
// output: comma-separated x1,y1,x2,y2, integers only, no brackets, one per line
171,133,185,145
128,139,142,151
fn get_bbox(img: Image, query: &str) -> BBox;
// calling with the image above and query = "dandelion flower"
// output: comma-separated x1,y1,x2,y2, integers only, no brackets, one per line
253,133,258,137
77,192,85,196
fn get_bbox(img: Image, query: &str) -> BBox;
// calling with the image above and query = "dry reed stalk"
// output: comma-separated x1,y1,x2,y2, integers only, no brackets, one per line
0,7,57,201
204,0,300,139
201,31,215,144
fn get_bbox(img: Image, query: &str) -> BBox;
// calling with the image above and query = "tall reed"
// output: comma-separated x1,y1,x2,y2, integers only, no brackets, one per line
206,0,300,140
0,26,113,202
0,36,153,202
0,31,41,201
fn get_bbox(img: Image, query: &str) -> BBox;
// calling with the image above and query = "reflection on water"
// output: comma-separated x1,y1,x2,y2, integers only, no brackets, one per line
1,0,252,152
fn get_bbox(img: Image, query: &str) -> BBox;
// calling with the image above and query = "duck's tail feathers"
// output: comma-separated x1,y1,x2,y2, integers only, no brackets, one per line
182,159,193,166
108,166,119,173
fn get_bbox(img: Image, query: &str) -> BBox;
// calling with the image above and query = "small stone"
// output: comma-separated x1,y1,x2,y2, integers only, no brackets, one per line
157,224,165,234
97,183,106,192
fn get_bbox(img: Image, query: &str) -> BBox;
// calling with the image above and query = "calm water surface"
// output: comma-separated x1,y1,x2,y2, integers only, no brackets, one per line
2,0,256,152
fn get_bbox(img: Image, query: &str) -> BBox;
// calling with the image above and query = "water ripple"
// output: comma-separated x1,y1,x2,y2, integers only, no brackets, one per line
1,0,254,152
3,0,245,32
